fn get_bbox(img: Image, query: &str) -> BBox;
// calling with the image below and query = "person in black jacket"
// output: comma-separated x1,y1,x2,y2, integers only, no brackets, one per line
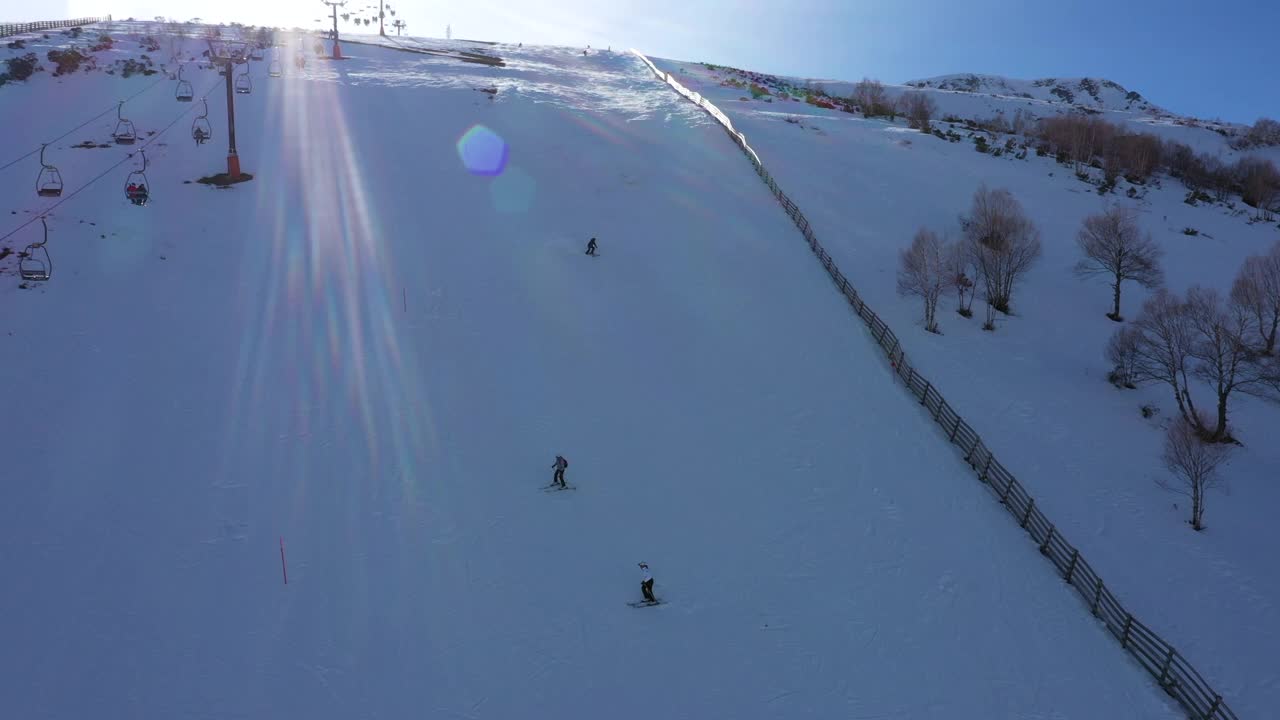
639,562,656,602
585,237,597,256
551,455,568,488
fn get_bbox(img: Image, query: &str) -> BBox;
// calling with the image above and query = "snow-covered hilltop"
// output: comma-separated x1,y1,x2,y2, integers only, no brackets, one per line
905,73,1164,115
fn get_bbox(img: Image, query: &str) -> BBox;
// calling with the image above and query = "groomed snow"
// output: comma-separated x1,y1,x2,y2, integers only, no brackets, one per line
1,27,1184,718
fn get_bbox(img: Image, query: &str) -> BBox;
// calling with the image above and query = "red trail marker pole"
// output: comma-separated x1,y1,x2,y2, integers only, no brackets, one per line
280,536,289,584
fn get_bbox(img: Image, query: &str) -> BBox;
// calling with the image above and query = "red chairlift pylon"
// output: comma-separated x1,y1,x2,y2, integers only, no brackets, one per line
322,0,347,59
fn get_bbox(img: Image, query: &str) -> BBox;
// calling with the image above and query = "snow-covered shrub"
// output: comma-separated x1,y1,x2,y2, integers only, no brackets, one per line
903,92,936,131
1230,117,1280,150
3,53,39,82
46,49,86,76
89,33,113,52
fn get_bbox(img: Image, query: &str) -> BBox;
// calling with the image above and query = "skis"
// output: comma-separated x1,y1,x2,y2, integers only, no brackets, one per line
627,599,663,608
542,484,576,492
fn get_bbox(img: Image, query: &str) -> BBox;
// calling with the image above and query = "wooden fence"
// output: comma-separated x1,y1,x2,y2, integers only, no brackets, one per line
0,17,110,39
630,49,1239,720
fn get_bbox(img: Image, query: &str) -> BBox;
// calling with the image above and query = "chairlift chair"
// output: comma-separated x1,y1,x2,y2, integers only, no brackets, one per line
250,46,265,61
125,150,151,206
175,65,194,102
235,70,252,94
36,144,63,197
268,58,282,77
20,217,52,282
192,98,212,145
113,101,137,145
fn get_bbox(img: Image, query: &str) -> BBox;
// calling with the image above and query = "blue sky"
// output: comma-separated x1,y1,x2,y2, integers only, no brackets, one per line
9,0,1277,123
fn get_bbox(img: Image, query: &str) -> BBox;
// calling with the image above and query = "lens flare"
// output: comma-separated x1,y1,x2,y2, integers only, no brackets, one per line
456,125,509,176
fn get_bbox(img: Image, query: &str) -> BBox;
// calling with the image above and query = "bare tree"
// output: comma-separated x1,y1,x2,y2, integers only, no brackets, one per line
945,241,975,317
852,77,886,118
1124,290,1199,428
1106,324,1142,388
962,185,1042,314
903,92,936,132
1185,286,1275,441
1158,417,1231,531
1074,206,1164,321
1230,240,1280,355
1236,157,1280,220
897,228,952,333
1011,108,1031,136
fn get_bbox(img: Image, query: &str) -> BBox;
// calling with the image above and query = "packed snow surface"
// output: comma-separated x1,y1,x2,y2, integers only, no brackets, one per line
0,25,1229,719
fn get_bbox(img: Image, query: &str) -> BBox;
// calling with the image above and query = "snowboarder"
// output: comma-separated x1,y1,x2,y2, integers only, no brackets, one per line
551,454,568,488
585,237,597,256
638,562,656,602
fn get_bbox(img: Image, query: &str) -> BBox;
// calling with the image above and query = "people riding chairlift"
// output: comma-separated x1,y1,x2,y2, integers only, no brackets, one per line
126,183,149,205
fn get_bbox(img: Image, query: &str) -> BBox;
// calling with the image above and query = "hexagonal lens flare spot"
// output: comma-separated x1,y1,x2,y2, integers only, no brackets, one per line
456,125,509,176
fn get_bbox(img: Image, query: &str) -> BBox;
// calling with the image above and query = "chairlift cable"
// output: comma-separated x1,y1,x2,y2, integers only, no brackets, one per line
0,75,168,173
0,78,221,246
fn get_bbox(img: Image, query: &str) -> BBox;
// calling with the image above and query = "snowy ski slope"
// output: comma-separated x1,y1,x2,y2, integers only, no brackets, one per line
0,27,1183,718
650,57,1280,717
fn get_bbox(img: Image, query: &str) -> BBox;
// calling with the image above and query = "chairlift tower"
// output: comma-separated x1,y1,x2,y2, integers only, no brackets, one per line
322,0,346,59
207,39,249,178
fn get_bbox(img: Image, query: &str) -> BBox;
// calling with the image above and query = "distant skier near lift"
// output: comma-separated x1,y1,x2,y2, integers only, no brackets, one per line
551,454,569,488
638,562,656,602
585,237,597,256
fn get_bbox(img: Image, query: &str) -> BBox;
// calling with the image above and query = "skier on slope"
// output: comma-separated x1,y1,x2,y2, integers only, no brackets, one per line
638,562,656,602
551,454,569,488
585,237,597,256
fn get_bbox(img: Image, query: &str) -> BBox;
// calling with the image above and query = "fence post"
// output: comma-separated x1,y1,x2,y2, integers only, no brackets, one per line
1064,549,1079,583
1039,524,1055,553
1121,614,1133,648
1020,498,1035,527
920,382,931,406
949,415,962,441
1000,472,1015,503
980,453,993,482
1206,695,1222,719
1091,578,1104,616
1157,646,1175,687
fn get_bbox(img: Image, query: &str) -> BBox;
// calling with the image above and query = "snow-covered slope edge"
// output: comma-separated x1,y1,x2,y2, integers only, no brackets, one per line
633,51,1241,720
